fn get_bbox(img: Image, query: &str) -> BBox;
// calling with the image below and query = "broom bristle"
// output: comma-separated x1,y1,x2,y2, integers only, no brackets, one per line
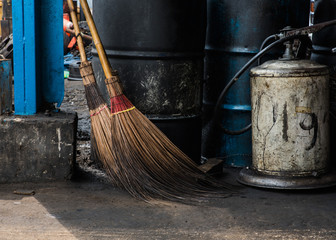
81,61,235,202
109,107,236,202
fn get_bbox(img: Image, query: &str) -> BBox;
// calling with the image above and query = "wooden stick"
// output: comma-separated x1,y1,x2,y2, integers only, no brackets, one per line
67,0,86,62
79,0,113,79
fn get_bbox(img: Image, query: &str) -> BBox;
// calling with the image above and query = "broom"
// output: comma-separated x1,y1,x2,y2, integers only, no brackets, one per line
67,0,121,187
74,0,234,202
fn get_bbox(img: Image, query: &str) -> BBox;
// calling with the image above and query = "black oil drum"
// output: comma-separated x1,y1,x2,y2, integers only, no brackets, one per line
311,0,336,166
202,0,310,167
92,0,206,163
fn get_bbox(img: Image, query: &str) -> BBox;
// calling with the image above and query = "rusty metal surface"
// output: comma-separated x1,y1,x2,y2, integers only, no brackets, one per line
0,59,12,115
0,19,12,40
238,167,336,189
286,19,336,37
1,0,12,40
2,0,12,19
250,60,330,179
250,59,329,77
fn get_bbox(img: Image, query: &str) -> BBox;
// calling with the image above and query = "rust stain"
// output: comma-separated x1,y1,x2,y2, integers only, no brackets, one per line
295,106,312,114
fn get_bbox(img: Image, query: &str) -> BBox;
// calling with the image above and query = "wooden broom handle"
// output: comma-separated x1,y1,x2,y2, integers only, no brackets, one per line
79,0,113,79
67,0,87,62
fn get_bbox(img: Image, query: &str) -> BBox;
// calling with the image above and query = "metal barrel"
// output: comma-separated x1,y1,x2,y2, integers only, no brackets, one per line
91,0,206,163
238,59,336,189
202,0,310,167
310,0,336,167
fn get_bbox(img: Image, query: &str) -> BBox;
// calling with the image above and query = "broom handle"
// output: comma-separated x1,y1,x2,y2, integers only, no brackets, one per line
79,0,113,79
67,0,87,62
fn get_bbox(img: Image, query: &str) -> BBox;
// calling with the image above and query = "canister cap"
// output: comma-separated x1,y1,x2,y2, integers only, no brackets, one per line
250,59,329,77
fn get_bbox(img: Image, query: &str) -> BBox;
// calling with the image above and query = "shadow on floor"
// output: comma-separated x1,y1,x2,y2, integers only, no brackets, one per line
1,167,336,239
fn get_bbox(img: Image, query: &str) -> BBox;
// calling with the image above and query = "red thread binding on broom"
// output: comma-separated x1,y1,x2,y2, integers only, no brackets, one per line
110,95,135,115
90,105,108,117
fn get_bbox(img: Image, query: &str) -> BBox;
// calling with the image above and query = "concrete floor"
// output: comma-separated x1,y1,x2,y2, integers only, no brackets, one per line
5,78,332,239
1,168,336,240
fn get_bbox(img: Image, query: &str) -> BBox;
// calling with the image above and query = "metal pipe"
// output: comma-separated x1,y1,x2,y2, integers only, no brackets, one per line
214,34,304,135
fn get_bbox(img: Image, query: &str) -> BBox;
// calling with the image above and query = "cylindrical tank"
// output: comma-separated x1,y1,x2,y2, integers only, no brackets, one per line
202,0,310,167
310,0,336,167
92,0,206,163
238,59,336,189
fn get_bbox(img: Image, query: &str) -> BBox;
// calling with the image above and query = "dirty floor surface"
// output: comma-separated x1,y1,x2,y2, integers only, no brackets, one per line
1,79,334,240
0,168,336,240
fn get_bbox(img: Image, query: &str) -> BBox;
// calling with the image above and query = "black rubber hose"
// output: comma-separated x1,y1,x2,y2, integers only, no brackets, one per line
214,34,304,135
257,34,278,65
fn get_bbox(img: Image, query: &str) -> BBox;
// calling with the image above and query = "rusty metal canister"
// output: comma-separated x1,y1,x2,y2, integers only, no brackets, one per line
238,59,336,189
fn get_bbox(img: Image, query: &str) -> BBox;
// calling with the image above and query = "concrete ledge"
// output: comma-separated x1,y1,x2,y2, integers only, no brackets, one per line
0,111,77,183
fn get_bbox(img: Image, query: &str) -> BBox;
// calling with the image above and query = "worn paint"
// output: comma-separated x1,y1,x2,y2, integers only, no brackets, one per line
57,128,61,158
13,118,23,122
230,18,240,38
0,112,76,183
282,102,288,142
296,106,312,114
250,60,330,177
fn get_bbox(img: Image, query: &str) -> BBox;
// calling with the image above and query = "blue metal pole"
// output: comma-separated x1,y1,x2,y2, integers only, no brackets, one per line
38,0,64,108
13,0,64,115
13,0,38,115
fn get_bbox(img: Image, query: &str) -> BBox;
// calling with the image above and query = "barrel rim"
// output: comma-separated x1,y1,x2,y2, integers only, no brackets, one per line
92,48,205,59
250,59,330,77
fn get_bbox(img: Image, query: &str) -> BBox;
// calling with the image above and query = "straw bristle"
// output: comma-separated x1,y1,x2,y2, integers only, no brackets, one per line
106,107,234,202
80,61,234,203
